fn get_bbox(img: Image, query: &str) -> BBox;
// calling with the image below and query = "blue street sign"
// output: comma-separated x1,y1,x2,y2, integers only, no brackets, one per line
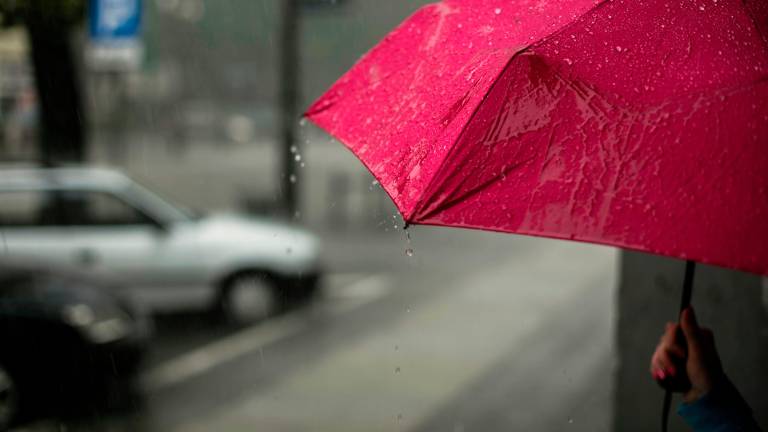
89,0,142,40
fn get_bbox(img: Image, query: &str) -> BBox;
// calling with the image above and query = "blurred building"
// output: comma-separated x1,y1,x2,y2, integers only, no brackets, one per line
84,0,431,227
0,28,38,161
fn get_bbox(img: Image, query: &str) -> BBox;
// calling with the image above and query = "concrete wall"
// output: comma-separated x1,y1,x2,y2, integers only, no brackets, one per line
614,251,768,431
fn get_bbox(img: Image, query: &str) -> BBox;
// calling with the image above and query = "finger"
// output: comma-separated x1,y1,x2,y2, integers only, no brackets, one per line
659,323,686,358
680,307,702,353
651,350,678,378
660,322,679,347
665,342,685,359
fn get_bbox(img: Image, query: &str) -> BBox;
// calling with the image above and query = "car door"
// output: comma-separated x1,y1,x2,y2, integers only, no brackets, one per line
0,189,79,265
54,189,209,303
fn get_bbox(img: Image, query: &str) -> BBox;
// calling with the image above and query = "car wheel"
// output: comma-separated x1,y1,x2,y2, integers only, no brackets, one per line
0,363,18,431
219,272,280,326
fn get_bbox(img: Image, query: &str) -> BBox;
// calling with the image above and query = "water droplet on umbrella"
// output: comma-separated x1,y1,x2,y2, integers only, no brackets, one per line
615,46,623,52
494,7,502,14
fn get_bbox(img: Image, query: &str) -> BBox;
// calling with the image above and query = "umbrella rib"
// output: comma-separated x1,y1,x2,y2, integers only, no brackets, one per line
408,47,530,221
415,154,538,223
408,0,617,222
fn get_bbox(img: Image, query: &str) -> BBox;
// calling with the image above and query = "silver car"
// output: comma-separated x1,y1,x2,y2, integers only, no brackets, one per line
0,167,322,324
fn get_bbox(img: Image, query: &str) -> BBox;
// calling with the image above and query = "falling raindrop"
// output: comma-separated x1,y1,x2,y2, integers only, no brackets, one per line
395,366,401,373
394,345,399,351
404,228,414,257
299,118,308,127
568,418,574,424
289,174,297,183
290,145,297,153
397,413,403,422
286,247,293,254
300,162,305,168
295,154,302,162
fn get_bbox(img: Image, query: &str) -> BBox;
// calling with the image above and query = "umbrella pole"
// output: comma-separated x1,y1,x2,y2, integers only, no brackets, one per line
661,260,696,432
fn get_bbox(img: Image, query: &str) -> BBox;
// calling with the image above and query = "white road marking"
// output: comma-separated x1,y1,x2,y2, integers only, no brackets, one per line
140,274,391,392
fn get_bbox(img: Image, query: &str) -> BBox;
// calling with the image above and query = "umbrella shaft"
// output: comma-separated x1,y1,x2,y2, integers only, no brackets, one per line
662,260,697,432
679,260,696,313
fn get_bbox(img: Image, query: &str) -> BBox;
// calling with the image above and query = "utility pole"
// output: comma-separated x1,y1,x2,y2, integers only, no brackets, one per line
279,0,300,217
25,7,87,165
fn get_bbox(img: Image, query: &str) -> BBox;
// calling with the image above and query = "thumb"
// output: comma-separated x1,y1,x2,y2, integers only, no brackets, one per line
680,307,702,353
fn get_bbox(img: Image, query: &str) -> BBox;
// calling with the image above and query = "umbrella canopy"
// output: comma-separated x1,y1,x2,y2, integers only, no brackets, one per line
306,0,768,276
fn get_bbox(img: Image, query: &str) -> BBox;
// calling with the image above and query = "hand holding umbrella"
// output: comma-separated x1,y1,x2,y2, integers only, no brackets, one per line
650,307,761,431
651,307,723,403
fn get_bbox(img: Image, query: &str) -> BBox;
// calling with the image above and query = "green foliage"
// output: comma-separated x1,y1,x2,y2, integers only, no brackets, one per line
0,0,86,28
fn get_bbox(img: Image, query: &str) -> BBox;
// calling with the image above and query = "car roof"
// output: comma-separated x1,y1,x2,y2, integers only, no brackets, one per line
0,167,133,191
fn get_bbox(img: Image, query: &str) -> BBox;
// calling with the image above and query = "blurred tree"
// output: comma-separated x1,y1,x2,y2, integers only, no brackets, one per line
0,0,87,164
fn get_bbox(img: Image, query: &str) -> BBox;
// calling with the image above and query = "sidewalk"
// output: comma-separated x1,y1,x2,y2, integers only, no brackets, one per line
171,238,617,432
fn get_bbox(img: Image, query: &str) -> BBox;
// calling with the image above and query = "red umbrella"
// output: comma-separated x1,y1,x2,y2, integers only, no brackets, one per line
306,0,768,277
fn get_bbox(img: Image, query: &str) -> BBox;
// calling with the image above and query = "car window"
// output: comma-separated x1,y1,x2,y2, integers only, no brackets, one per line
59,190,154,226
0,190,54,226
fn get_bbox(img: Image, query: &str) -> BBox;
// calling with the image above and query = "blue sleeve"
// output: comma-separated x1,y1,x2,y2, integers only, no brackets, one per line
678,379,762,432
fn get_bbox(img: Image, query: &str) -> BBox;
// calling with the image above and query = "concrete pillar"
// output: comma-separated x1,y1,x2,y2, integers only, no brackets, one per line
613,251,767,431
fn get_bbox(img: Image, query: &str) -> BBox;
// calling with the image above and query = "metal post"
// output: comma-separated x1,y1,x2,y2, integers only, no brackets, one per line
279,0,300,217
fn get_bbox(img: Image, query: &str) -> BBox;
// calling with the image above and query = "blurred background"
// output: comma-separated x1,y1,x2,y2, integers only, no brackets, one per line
0,1,765,431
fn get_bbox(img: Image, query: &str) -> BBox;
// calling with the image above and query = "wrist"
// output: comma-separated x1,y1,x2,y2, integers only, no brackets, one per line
683,387,707,404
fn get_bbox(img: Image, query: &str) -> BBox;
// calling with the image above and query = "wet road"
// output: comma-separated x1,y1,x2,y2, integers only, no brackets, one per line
17,228,617,432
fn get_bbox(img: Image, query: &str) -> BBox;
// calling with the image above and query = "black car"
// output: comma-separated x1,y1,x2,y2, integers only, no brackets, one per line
0,261,152,430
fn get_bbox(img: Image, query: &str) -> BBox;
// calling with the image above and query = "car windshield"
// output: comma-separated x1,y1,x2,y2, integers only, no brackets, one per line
125,182,199,223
